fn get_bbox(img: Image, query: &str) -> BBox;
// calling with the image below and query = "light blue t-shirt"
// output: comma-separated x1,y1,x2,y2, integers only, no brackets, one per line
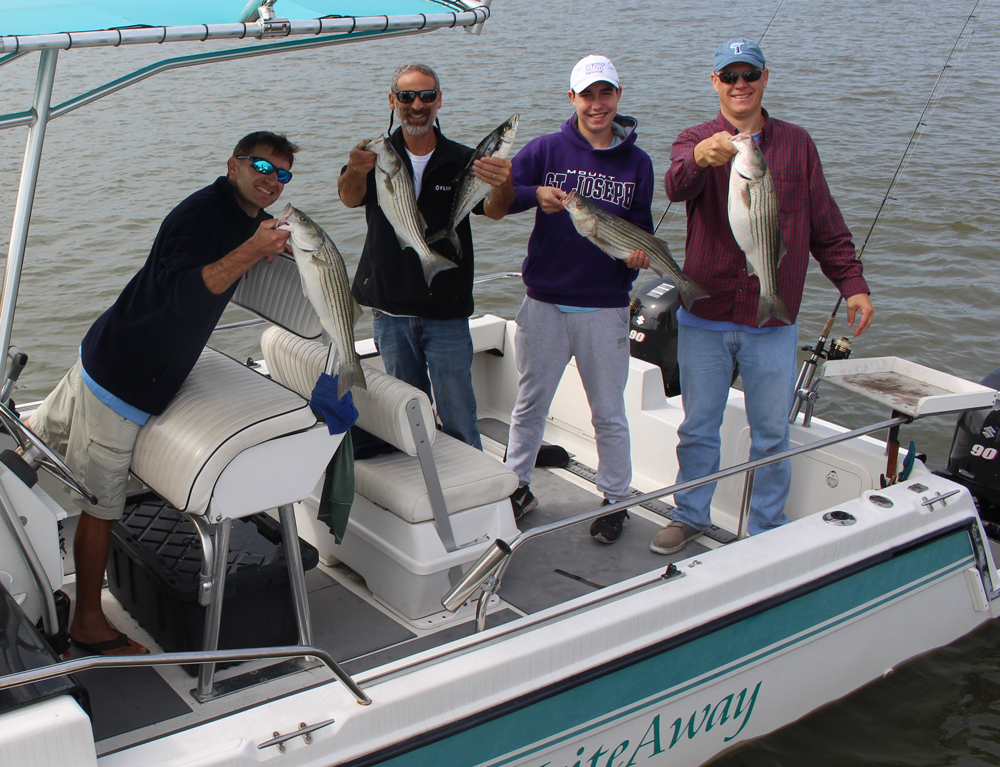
80,357,150,425
676,307,783,334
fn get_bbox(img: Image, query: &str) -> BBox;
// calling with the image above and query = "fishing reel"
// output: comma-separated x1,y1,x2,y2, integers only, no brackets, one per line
790,337,853,427
801,336,852,363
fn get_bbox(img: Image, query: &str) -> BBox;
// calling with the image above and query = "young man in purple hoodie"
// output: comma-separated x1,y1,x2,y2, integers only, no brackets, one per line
503,55,653,544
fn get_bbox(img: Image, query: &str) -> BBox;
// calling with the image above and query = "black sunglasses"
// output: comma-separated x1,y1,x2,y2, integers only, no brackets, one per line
394,89,439,104
715,69,764,85
237,156,293,183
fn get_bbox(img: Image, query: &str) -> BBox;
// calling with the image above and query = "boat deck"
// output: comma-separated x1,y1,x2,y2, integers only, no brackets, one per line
61,422,712,754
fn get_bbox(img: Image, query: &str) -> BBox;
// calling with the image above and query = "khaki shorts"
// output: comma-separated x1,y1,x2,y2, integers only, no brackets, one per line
29,358,141,520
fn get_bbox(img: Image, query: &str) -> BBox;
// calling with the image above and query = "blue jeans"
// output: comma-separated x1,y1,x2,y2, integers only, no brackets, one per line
372,310,482,449
671,322,799,535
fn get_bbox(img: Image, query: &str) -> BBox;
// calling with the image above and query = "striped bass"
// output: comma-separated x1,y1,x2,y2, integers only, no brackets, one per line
369,134,457,286
564,191,709,308
426,113,519,259
727,132,792,326
275,204,367,399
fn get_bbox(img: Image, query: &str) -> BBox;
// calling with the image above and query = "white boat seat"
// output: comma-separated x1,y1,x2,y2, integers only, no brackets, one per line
130,347,326,521
353,440,517,524
128,345,345,699
261,325,518,525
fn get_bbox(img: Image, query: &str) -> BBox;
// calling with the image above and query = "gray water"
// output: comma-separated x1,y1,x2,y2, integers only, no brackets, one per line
1,0,998,761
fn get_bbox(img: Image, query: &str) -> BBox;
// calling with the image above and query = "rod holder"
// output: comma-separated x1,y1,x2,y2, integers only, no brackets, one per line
441,539,511,613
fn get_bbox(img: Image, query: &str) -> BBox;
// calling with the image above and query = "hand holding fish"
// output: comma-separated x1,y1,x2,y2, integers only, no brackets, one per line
536,186,569,214
694,131,740,168
624,249,650,270
347,139,378,175
339,139,379,209
472,156,512,188
201,219,290,295
846,292,875,337
248,219,291,264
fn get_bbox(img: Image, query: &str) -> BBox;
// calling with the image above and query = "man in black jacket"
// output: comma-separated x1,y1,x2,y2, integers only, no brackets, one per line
30,132,296,654
338,62,513,449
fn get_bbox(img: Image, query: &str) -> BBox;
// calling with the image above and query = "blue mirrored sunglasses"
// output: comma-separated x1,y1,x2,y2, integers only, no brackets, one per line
237,156,293,183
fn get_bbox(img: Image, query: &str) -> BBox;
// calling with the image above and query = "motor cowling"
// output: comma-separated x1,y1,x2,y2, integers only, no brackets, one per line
937,367,1000,521
629,278,682,397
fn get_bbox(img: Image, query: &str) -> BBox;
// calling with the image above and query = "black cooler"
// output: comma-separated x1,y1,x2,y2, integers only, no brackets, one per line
107,493,318,655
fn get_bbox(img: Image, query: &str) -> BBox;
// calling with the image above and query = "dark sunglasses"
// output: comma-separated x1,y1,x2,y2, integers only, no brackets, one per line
237,156,293,183
394,89,438,104
715,69,764,85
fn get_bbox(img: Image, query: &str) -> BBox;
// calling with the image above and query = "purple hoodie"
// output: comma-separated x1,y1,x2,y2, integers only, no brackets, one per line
509,114,654,307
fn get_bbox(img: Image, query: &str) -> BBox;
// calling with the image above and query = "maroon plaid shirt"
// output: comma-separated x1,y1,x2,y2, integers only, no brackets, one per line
665,110,869,327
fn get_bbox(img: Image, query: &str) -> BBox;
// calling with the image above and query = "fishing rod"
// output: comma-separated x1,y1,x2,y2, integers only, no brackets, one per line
652,0,787,235
789,0,985,426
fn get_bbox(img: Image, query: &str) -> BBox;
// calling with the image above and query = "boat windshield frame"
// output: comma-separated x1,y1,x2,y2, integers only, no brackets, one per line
0,1,490,382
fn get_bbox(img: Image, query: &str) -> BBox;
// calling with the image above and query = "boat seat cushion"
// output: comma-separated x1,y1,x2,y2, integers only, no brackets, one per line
261,325,435,455
261,325,518,522
354,439,518,523
131,347,317,514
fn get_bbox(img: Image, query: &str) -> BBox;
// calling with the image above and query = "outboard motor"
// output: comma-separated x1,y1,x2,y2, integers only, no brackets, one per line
629,278,737,397
936,367,1000,532
629,278,683,396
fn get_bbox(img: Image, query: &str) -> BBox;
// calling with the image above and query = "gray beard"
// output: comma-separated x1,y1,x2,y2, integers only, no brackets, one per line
401,119,433,136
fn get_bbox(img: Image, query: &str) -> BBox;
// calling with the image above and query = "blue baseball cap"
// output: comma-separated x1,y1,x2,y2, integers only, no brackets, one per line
714,37,766,72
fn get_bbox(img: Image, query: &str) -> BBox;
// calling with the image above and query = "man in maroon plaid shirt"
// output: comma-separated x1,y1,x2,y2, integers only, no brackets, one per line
649,37,875,555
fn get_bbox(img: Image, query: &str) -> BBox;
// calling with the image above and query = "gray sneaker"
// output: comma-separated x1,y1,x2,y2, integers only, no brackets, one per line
650,521,706,555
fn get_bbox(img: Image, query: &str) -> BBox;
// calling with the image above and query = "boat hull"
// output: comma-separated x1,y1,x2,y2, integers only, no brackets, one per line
96,474,994,767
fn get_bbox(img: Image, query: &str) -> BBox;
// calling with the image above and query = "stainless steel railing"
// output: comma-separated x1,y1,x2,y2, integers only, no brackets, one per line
445,412,916,630
0,645,371,705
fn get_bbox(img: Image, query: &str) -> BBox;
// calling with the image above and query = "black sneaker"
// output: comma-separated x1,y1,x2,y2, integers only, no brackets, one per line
590,499,629,544
510,485,538,519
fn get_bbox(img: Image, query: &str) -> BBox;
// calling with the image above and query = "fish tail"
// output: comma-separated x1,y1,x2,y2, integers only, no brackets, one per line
337,359,368,399
679,278,710,308
772,293,793,325
426,227,463,260
420,248,459,286
757,292,793,327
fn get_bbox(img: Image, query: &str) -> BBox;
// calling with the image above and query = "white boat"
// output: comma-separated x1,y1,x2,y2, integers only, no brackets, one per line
1,3,999,766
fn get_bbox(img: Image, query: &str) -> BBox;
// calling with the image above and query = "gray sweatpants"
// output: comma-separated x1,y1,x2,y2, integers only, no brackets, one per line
504,296,632,502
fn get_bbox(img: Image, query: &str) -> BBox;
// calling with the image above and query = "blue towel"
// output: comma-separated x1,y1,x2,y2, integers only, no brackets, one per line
310,373,358,434
310,373,358,543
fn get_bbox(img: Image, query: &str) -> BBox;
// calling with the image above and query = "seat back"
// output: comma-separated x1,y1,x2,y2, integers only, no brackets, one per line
232,254,323,339
261,325,435,455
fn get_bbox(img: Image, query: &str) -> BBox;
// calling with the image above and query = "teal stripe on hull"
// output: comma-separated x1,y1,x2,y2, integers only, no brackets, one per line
372,529,976,767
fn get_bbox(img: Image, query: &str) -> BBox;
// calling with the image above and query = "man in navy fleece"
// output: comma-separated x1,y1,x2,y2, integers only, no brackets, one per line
29,132,295,655
503,55,652,544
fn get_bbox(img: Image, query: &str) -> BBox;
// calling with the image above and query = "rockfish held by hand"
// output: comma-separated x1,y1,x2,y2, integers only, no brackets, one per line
369,135,458,286
727,132,791,326
426,113,519,259
275,204,367,398
564,191,708,309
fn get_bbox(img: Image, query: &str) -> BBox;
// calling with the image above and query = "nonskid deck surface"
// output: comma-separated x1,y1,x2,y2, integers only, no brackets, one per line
75,436,710,751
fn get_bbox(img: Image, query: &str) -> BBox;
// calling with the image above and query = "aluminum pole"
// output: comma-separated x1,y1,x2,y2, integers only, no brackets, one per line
0,49,58,378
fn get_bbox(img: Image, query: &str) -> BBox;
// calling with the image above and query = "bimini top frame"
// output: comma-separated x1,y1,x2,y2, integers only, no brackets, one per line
0,0,491,382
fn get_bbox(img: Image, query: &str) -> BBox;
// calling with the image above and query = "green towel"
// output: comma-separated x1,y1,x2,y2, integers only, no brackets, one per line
317,430,354,544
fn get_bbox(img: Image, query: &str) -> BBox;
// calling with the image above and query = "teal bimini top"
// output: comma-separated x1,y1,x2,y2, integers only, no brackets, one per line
1,0,480,39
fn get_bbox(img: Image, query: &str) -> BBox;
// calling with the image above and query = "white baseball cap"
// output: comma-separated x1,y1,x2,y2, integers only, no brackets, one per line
570,55,620,93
